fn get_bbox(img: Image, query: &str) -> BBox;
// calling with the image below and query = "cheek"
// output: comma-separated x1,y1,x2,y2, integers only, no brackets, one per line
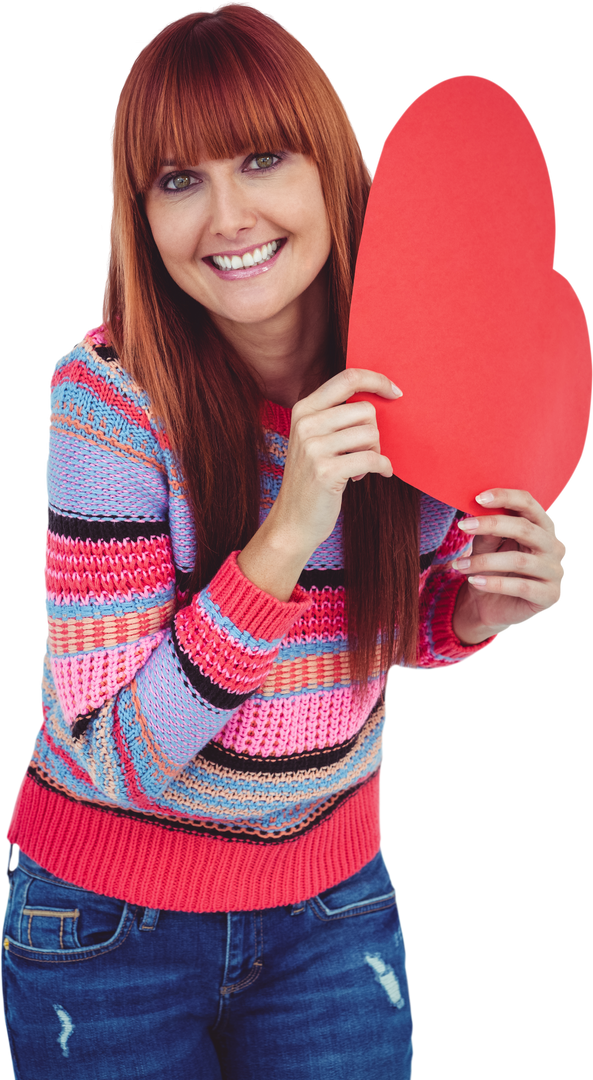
305,205,332,270
145,205,201,271
153,225,195,269
303,182,332,261
283,195,331,259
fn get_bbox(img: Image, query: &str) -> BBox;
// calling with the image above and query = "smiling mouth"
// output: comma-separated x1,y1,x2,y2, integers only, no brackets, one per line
207,238,285,271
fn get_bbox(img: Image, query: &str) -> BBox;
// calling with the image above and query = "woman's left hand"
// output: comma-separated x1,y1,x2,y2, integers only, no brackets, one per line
451,488,566,646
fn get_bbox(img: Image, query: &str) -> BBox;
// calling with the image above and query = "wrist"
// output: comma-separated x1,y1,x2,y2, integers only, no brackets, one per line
235,509,311,604
263,503,315,564
452,580,508,645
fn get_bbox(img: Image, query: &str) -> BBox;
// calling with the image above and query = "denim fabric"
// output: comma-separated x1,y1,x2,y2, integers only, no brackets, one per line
2,849,412,1079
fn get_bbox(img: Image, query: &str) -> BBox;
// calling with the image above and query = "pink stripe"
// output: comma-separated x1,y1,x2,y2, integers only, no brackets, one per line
218,682,381,756
46,533,174,602
50,634,165,723
46,630,164,725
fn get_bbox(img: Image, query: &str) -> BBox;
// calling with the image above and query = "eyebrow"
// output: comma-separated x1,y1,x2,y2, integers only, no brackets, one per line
158,151,255,168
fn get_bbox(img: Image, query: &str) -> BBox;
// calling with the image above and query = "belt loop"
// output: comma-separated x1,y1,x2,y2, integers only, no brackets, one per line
139,907,160,931
290,901,305,916
6,843,16,877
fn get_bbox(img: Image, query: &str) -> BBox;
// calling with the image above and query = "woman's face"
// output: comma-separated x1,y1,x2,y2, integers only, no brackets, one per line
144,150,332,327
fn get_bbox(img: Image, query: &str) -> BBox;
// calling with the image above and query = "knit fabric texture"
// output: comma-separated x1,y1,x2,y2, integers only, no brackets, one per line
9,328,493,911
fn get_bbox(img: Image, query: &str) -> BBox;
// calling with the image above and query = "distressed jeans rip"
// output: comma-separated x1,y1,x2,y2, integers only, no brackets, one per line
53,1004,75,1057
364,953,405,1009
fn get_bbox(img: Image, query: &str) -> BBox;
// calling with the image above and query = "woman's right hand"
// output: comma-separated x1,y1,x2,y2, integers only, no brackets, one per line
272,368,401,558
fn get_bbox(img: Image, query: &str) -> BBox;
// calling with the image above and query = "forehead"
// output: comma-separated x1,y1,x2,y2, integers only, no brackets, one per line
158,150,252,169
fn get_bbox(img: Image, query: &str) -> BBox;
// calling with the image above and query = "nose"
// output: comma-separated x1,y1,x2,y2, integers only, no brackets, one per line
207,175,257,240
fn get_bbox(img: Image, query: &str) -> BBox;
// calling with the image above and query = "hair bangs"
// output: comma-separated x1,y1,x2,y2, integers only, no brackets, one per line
124,10,318,195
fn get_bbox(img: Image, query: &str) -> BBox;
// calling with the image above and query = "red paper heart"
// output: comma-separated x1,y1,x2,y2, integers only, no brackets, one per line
346,76,591,514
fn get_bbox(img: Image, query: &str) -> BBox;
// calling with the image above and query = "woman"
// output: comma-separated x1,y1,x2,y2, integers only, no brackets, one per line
2,6,565,1078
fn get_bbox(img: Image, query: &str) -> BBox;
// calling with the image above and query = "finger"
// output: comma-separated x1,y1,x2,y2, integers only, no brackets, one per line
452,549,563,582
333,450,393,481
292,399,380,438
293,368,402,415
304,425,382,460
473,488,554,533
457,513,559,556
466,573,560,608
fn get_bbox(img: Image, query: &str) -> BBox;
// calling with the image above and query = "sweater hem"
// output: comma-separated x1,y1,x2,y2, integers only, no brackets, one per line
8,770,381,912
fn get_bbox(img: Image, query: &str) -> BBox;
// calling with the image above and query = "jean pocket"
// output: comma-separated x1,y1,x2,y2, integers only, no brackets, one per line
309,851,397,921
3,864,136,963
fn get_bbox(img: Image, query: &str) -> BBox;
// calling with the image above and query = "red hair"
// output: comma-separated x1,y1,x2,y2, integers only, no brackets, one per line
105,5,420,691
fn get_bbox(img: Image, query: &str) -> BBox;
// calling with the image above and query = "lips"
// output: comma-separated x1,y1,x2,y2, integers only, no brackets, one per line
203,237,287,280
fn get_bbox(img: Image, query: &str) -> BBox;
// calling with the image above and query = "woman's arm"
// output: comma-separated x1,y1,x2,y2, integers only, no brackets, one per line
43,342,311,806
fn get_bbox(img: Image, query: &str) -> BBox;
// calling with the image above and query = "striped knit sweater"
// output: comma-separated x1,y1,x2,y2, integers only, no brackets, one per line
9,326,493,912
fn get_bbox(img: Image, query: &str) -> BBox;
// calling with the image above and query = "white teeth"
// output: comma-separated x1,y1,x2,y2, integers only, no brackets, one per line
213,241,281,270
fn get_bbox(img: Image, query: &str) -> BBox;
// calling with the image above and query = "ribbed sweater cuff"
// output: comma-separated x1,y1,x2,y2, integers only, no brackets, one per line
431,574,496,659
207,550,312,642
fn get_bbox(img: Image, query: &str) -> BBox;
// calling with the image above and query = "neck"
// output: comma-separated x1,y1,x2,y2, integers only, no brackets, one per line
209,268,331,408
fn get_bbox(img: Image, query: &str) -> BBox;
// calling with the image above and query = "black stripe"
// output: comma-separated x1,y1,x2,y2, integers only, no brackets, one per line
92,345,119,363
199,730,361,774
71,708,100,740
301,556,455,581
175,569,192,593
171,625,254,710
419,549,437,571
419,509,464,570
48,509,168,544
297,558,454,587
298,568,344,590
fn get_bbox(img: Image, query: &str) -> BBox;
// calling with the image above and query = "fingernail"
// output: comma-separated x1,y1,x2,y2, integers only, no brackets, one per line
468,575,488,586
453,558,471,569
475,491,494,504
390,382,403,397
458,517,479,531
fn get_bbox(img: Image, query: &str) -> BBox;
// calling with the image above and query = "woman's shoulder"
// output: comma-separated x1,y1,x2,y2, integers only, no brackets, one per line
51,324,167,444
53,324,145,402
84,323,120,353
49,319,121,380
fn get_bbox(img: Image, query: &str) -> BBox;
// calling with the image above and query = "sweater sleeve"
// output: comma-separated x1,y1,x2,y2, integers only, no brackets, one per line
416,510,496,667
44,344,311,804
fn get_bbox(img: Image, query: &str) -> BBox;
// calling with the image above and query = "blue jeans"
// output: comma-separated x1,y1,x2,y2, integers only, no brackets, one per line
2,848,412,1078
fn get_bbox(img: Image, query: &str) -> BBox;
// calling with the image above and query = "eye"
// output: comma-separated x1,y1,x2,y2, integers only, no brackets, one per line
157,151,282,193
162,172,199,192
245,153,281,172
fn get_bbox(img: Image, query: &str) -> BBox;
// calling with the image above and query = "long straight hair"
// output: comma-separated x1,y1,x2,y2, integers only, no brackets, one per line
104,5,420,692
